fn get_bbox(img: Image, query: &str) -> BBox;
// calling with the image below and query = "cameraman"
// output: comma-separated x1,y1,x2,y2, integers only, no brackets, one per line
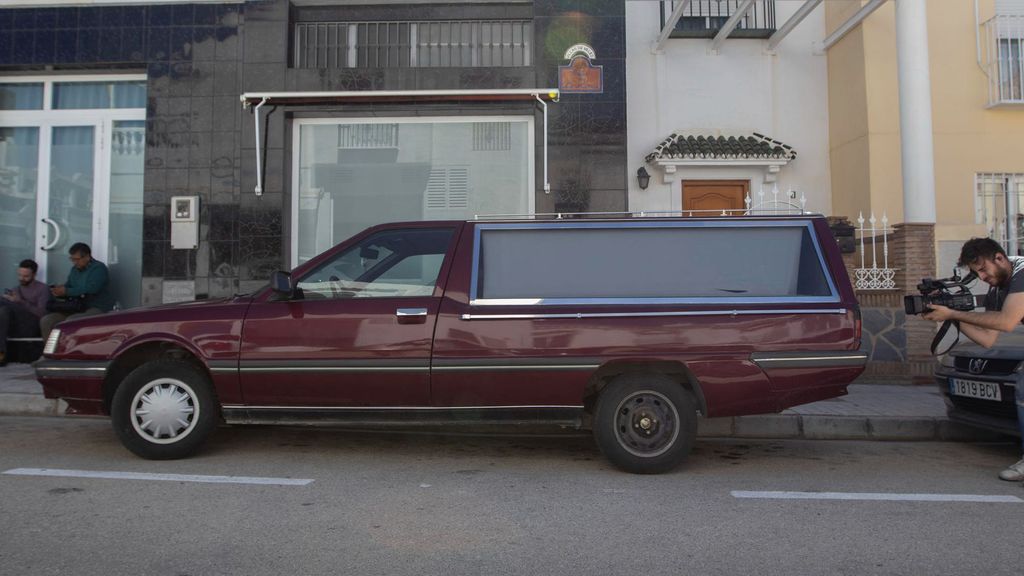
922,237,1024,481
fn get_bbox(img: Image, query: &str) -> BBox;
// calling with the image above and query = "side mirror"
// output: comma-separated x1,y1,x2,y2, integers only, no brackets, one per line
269,270,293,300
359,246,379,260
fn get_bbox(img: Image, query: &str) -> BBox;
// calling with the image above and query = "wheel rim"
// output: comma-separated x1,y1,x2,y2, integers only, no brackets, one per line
129,378,200,445
612,390,679,458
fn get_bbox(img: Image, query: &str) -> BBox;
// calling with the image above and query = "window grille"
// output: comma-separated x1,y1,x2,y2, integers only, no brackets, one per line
976,173,1024,256
472,122,511,152
982,15,1024,106
294,20,531,69
337,124,399,149
662,0,776,38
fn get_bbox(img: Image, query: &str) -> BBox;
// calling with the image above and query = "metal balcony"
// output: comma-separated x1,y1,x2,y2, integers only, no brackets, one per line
661,0,776,39
981,15,1024,107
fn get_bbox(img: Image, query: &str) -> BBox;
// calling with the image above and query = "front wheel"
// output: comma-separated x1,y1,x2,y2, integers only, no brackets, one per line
111,359,218,459
593,374,697,474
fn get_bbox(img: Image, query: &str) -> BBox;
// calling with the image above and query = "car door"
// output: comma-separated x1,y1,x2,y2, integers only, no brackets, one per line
238,225,459,407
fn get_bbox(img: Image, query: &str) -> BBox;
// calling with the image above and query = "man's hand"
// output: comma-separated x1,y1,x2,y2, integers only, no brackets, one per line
921,304,954,322
3,291,20,303
50,285,66,297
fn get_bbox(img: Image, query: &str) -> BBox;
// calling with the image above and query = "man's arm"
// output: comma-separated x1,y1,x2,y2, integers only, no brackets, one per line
923,292,1024,348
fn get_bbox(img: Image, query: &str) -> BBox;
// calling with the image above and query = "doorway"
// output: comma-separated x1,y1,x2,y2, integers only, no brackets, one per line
682,180,749,215
0,76,146,308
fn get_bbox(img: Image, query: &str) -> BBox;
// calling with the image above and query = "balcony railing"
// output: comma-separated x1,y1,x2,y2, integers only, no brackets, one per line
981,15,1024,107
661,0,776,39
294,20,532,69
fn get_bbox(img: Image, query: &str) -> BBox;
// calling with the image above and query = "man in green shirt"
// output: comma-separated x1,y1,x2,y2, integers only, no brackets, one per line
40,242,114,338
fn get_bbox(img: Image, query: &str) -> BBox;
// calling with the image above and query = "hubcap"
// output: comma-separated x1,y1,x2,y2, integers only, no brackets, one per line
613,390,679,458
130,378,199,445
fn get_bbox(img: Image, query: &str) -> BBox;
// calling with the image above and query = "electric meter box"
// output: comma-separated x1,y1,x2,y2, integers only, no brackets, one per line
170,196,199,250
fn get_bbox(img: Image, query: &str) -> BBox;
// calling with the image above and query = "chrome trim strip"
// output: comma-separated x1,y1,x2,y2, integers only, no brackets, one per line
396,307,428,317
750,351,868,369
222,404,584,411
431,364,599,372
35,366,107,374
238,366,428,373
468,296,843,306
461,308,848,321
34,360,109,378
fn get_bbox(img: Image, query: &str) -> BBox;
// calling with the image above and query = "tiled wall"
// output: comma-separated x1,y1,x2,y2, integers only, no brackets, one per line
1,0,627,302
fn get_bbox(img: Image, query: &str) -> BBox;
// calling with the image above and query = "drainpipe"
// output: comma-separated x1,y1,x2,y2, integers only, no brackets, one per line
535,94,550,194
253,97,268,197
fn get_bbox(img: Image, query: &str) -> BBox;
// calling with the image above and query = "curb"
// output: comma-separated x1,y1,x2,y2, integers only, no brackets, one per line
697,414,1003,442
0,394,65,418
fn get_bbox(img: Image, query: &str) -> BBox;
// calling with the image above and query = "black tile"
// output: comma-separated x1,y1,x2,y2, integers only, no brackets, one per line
78,8,100,29
238,235,283,281
123,28,145,62
142,241,165,277
171,27,193,61
12,31,33,64
212,96,239,132
99,28,122,62
208,241,238,277
191,61,214,95
36,8,57,30
190,95,214,126
165,166,190,191
580,102,626,145
56,8,78,30
189,134,212,169
239,206,282,237
33,30,55,64
75,28,98,62
0,11,12,32
208,205,239,241
169,62,193,96
149,5,174,27
13,10,36,31
99,6,123,28
0,31,12,64
192,27,216,61
173,4,195,26
214,27,238,61
188,167,211,193
164,246,197,280
55,30,76,63
217,5,241,28
584,17,625,60
147,27,170,61
212,61,238,95
194,5,217,26
123,6,147,27
240,21,286,63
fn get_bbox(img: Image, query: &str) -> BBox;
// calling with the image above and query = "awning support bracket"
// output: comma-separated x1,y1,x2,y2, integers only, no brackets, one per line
535,94,551,194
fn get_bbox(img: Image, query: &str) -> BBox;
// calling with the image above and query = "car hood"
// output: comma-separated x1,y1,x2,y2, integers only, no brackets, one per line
951,328,1024,359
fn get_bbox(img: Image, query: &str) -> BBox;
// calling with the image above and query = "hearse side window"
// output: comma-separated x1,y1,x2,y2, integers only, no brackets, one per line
297,227,454,299
476,224,833,301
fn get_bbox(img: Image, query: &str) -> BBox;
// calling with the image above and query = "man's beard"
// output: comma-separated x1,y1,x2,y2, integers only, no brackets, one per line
995,266,1011,287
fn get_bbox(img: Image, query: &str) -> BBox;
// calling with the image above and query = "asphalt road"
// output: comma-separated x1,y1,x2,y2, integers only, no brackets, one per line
1,416,1022,576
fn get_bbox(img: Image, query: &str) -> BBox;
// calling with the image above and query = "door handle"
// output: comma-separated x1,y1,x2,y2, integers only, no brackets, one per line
41,217,61,251
396,308,428,324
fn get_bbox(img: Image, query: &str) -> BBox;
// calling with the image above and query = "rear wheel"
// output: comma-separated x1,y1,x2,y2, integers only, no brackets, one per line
111,359,218,459
593,374,697,474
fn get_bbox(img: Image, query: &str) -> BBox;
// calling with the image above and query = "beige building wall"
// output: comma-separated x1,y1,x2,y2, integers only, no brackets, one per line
826,0,1024,271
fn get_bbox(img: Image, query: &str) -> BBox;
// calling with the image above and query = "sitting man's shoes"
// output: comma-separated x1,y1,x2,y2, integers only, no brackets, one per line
0,351,6,367
998,458,1024,481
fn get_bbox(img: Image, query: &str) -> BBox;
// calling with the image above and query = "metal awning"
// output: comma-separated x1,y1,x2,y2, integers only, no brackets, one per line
239,89,560,196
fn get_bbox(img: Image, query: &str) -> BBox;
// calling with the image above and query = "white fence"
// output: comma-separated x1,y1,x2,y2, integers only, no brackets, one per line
854,211,897,290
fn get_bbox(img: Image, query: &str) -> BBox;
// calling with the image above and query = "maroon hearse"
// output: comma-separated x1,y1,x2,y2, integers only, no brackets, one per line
36,215,866,473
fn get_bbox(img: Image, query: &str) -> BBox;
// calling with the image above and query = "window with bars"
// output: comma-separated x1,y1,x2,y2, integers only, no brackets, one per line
976,173,1024,256
294,20,532,69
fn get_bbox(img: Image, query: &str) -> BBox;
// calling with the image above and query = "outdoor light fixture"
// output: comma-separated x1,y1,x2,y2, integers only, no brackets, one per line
636,166,651,190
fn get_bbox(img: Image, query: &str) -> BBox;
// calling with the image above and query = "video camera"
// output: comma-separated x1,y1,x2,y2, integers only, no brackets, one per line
903,269,978,315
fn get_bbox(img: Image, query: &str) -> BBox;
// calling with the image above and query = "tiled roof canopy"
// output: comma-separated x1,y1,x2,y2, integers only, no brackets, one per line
645,133,797,164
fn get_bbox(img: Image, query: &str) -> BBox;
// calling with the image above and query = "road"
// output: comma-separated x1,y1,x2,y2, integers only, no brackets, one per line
1,416,1022,576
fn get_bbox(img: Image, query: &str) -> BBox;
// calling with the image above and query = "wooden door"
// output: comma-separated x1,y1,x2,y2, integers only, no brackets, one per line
682,180,749,215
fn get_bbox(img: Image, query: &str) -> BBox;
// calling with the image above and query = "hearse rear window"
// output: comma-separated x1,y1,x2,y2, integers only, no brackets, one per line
473,222,836,304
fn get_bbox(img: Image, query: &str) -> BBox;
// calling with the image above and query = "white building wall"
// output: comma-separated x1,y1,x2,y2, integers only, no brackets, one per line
626,2,831,215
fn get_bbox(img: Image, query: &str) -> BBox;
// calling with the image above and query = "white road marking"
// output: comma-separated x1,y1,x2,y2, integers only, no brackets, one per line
731,490,1022,503
2,468,313,486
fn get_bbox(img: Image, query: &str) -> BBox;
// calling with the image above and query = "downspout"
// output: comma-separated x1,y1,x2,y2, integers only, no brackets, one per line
253,97,268,196
535,93,550,193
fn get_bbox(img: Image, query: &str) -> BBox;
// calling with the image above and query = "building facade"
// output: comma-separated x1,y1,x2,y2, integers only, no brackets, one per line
0,0,627,306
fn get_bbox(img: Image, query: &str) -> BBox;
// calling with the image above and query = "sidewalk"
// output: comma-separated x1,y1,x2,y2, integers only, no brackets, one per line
0,362,999,441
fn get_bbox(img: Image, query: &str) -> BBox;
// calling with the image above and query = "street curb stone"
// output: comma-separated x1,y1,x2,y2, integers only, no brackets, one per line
802,415,870,440
2,394,62,417
733,414,801,438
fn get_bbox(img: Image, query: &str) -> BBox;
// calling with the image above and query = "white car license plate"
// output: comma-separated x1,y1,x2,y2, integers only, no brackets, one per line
949,378,1002,401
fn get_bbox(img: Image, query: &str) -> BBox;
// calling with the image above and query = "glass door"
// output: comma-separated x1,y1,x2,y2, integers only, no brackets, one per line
0,127,39,290
44,125,96,286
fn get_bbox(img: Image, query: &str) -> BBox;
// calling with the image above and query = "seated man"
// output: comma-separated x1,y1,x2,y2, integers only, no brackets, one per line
40,242,115,339
0,259,50,365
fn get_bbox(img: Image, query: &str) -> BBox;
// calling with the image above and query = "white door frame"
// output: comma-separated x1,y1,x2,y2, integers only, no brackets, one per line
0,75,145,283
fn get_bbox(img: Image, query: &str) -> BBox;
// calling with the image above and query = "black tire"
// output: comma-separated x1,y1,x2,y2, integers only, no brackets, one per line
110,359,218,460
593,373,697,474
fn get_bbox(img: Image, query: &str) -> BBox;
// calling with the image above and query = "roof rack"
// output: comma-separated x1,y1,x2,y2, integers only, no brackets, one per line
472,209,819,220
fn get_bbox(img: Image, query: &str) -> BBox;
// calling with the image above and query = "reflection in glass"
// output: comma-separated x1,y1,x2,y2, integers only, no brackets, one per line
53,81,147,110
47,126,94,286
0,84,43,110
296,120,530,264
0,127,39,289
109,121,145,309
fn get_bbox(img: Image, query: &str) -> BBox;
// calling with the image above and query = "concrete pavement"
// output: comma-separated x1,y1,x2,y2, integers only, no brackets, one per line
0,361,1000,441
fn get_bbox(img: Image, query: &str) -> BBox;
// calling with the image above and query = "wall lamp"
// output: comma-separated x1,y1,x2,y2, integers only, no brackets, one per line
636,166,651,190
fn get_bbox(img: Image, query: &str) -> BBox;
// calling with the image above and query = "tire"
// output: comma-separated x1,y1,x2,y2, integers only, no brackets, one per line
110,359,218,460
593,373,697,474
